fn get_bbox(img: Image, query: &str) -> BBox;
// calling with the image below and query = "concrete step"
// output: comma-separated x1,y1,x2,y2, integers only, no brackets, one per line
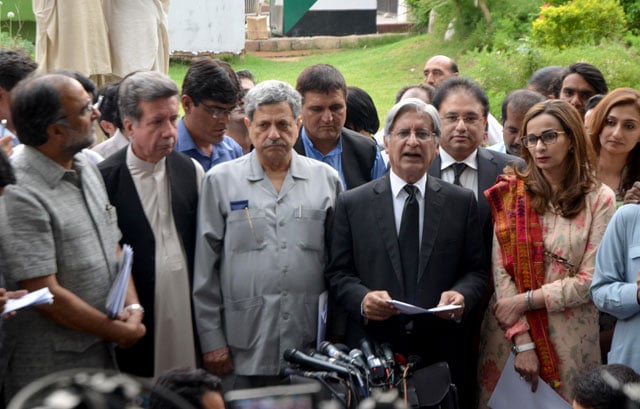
245,32,409,54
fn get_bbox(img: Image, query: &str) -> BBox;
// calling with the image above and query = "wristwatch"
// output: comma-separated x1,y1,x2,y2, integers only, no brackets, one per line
124,303,145,314
512,342,536,354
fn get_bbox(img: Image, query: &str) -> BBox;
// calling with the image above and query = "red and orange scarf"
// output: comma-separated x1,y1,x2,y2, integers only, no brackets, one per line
485,174,561,386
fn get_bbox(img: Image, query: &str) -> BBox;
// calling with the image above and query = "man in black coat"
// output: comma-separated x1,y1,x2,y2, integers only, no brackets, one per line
326,98,486,409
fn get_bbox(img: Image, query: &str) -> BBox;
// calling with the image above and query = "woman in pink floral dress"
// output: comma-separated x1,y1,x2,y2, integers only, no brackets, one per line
477,100,616,408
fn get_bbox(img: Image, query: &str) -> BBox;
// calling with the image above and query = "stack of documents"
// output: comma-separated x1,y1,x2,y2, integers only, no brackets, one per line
488,353,571,409
2,287,54,316
105,244,134,319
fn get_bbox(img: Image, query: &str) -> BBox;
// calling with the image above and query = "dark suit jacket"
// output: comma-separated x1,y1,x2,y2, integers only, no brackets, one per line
428,147,523,263
294,127,379,189
325,174,487,399
99,148,199,377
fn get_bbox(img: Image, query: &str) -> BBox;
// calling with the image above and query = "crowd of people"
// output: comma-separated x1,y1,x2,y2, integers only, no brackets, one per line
2,47,640,409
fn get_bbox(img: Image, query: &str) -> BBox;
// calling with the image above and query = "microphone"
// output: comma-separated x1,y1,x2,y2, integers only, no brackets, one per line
283,349,352,377
381,343,395,369
360,339,386,382
349,349,369,373
320,341,359,367
280,367,336,379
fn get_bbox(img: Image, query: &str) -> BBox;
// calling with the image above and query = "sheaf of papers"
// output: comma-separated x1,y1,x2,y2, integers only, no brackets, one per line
488,353,571,409
106,244,134,319
386,299,463,315
316,291,328,350
2,287,54,316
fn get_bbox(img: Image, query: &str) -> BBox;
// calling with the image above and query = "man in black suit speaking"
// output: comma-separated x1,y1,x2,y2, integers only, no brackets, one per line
325,98,486,409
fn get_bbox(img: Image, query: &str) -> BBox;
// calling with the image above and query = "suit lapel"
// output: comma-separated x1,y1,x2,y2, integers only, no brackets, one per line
428,154,442,178
418,177,444,282
373,175,404,286
476,148,499,224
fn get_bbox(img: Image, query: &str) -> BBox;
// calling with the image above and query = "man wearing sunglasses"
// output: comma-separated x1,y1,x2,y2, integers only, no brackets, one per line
176,59,244,171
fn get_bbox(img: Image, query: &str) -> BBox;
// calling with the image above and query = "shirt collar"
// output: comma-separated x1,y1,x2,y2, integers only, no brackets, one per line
247,150,307,181
176,117,199,152
301,126,342,158
126,144,166,176
439,147,478,170
389,169,427,199
20,145,86,189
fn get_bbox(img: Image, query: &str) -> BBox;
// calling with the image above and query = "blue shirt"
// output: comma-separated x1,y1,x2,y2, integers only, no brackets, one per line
175,118,243,171
300,127,386,189
591,204,640,372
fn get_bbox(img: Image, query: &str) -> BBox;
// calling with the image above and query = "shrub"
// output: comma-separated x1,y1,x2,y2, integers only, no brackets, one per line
620,0,640,33
531,0,627,49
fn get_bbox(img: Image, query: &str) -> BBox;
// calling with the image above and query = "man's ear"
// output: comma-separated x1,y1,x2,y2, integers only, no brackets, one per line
123,118,135,138
46,122,66,143
181,94,193,114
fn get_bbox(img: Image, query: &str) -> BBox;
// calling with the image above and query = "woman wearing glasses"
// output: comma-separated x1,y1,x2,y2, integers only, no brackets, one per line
477,100,616,407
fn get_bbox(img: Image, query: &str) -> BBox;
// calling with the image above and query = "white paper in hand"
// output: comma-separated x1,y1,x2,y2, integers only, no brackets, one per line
106,244,134,319
386,299,463,315
2,287,54,316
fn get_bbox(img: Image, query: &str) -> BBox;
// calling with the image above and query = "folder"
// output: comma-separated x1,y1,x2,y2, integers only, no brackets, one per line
105,244,133,319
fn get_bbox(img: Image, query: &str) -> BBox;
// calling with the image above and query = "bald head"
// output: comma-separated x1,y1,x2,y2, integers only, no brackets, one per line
423,55,459,87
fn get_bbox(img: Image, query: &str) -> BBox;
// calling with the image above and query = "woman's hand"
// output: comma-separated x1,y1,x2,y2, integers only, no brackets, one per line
514,349,540,392
493,293,527,328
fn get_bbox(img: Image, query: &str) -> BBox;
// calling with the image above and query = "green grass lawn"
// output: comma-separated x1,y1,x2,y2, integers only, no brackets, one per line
168,33,640,128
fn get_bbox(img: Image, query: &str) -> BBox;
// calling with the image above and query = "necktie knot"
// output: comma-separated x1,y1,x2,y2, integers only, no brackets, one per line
451,162,467,186
403,184,418,199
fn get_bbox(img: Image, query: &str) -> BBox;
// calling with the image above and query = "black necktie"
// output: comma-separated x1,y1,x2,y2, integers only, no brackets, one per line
399,185,419,304
452,162,467,186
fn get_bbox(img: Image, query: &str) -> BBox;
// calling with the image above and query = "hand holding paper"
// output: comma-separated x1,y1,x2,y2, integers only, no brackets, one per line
2,287,54,317
386,299,463,315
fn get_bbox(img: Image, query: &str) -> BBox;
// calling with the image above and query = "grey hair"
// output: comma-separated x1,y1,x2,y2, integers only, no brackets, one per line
118,71,179,124
244,80,301,122
383,98,441,142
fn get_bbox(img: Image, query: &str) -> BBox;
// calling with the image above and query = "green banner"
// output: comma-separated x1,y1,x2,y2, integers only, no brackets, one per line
284,0,317,33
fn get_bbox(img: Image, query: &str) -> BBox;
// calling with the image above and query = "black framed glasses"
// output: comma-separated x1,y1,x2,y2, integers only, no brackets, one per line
441,114,482,126
521,130,565,148
199,102,235,119
392,128,435,141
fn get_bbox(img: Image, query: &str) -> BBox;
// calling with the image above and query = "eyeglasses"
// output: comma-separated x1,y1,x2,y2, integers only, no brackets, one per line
392,128,435,141
199,102,235,119
521,130,565,148
55,99,95,122
441,114,482,126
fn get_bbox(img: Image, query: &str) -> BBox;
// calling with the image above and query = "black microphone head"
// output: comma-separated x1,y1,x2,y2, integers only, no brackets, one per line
283,348,298,361
381,343,395,364
407,355,423,369
335,343,350,354
360,338,374,357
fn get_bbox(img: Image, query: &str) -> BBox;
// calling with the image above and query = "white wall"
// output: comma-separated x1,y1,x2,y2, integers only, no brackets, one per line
168,0,245,54
310,0,376,11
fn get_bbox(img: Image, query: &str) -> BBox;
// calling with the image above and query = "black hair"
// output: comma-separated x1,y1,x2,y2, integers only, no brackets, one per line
97,81,124,131
562,62,608,95
431,76,490,116
11,74,69,146
345,86,379,135
149,368,223,409
573,364,640,409
0,48,37,91
181,58,240,105
296,64,347,101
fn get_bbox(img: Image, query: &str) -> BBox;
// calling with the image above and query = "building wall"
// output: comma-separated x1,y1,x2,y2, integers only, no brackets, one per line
284,0,377,37
168,0,245,54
